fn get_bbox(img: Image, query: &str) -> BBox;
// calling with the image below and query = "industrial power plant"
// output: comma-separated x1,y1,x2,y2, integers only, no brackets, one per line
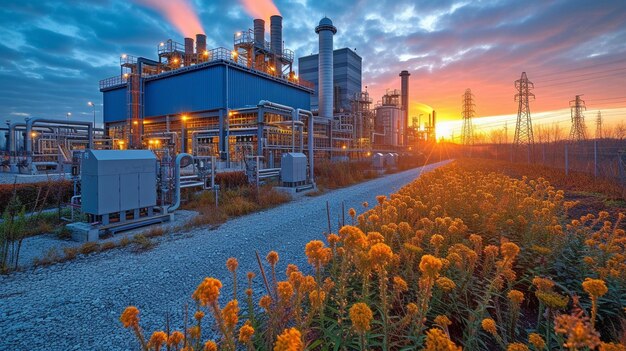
0,14,438,240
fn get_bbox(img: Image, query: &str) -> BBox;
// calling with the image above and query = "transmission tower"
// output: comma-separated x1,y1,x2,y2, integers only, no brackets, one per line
595,111,603,139
513,72,535,147
569,95,587,142
461,88,475,145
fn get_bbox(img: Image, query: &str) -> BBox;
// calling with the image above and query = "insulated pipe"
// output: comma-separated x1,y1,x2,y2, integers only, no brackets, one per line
167,152,192,213
25,118,93,159
296,108,315,183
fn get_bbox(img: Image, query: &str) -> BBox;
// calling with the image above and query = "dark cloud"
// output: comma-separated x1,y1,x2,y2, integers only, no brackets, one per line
0,0,625,123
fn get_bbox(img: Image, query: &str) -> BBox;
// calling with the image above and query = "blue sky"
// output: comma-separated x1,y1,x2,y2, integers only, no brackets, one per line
1,0,625,135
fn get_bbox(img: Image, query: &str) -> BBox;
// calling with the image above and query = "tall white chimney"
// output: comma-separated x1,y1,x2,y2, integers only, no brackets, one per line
315,17,337,119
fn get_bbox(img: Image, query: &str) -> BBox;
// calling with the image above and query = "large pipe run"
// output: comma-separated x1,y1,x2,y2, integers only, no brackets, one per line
184,37,194,66
167,152,192,213
270,15,283,75
316,17,337,119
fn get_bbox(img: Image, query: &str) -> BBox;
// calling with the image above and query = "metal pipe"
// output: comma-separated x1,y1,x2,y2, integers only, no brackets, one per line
167,152,192,213
296,109,315,183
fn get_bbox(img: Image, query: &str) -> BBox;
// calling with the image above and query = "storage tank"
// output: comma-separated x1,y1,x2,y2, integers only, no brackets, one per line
254,19,265,48
315,17,337,119
375,105,403,146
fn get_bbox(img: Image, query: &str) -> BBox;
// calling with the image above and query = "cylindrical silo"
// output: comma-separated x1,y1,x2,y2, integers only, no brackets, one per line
254,19,265,48
315,17,337,119
270,15,283,75
196,34,206,55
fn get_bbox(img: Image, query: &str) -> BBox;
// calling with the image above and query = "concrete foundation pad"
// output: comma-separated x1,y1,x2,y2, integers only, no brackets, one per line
66,222,100,242
274,183,317,198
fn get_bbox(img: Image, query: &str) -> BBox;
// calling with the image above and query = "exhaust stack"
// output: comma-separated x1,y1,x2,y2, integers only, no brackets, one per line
270,15,282,75
399,70,410,145
316,17,337,119
195,34,206,55
184,37,194,65
254,19,265,48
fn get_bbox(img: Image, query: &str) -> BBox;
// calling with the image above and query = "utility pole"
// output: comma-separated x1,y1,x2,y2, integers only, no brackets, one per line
461,88,475,146
513,72,535,148
595,110,603,140
569,95,587,142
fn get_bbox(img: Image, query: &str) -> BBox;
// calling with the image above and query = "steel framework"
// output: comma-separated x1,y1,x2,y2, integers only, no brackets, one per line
569,95,587,142
513,72,535,147
461,88,475,146
595,111,603,139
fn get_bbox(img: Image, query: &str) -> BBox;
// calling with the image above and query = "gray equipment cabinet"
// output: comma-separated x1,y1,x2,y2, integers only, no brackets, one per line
281,152,308,187
81,150,157,224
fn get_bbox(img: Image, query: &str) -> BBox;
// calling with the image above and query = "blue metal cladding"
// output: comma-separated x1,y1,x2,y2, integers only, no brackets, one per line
227,67,311,110
103,87,127,123
144,65,225,117
142,63,311,118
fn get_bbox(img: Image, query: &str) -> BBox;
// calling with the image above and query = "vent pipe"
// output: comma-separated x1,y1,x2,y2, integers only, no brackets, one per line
270,15,283,75
195,34,206,55
184,37,194,65
254,19,265,48
315,17,337,119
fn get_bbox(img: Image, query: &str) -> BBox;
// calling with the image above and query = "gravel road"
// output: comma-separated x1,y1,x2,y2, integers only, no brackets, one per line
0,160,451,350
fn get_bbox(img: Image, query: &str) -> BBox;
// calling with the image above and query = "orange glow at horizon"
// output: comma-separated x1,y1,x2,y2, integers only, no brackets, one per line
239,0,281,22
135,0,204,37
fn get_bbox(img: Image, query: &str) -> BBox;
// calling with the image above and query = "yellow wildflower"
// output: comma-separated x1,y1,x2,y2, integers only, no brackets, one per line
599,342,626,351
349,302,373,333
420,255,443,278
435,277,456,291
507,343,529,351
222,299,239,329
120,306,140,328
305,240,331,268
274,328,304,351
535,291,569,310
309,290,326,309
349,208,356,218
482,318,497,335
239,323,255,344
203,340,217,351
434,315,452,327
194,310,204,321
277,281,294,302
582,278,608,298
259,295,272,310
422,328,462,351
226,257,238,272
167,331,184,347
528,333,545,350
368,243,393,268
267,251,279,265
192,278,222,306
501,242,520,260
147,331,167,351
393,276,409,293
507,290,524,305
532,277,555,292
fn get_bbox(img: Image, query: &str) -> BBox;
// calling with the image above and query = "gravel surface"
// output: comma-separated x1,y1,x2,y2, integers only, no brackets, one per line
0,160,451,350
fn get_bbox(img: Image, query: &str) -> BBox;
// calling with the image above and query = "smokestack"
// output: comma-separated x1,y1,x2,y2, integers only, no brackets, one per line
432,110,436,128
399,70,410,146
195,34,206,55
254,19,265,48
316,17,337,119
184,37,194,66
270,15,283,75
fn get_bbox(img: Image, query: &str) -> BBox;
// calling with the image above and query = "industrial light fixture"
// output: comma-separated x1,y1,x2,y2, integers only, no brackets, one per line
133,121,139,125
203,50,208,56
342,145,347,150
182,115,188,121
31,132,37,138
123,73,129,78
159,42,165,46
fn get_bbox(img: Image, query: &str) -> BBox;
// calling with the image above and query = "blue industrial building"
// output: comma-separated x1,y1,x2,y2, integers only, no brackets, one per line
298,48,362,113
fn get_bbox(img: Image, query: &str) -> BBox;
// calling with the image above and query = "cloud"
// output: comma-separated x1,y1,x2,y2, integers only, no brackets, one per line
0,0,625,127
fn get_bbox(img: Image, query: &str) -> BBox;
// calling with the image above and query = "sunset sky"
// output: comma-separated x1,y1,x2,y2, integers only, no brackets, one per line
1,0,625,140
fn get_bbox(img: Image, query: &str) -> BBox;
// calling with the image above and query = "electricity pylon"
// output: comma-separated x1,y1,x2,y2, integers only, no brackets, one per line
569,95,587,142
595,111,603,139
461,88,475,146
513,72,535,147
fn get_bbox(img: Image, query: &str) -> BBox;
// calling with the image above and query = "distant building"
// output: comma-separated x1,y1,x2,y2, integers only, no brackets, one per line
298,48,362,113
